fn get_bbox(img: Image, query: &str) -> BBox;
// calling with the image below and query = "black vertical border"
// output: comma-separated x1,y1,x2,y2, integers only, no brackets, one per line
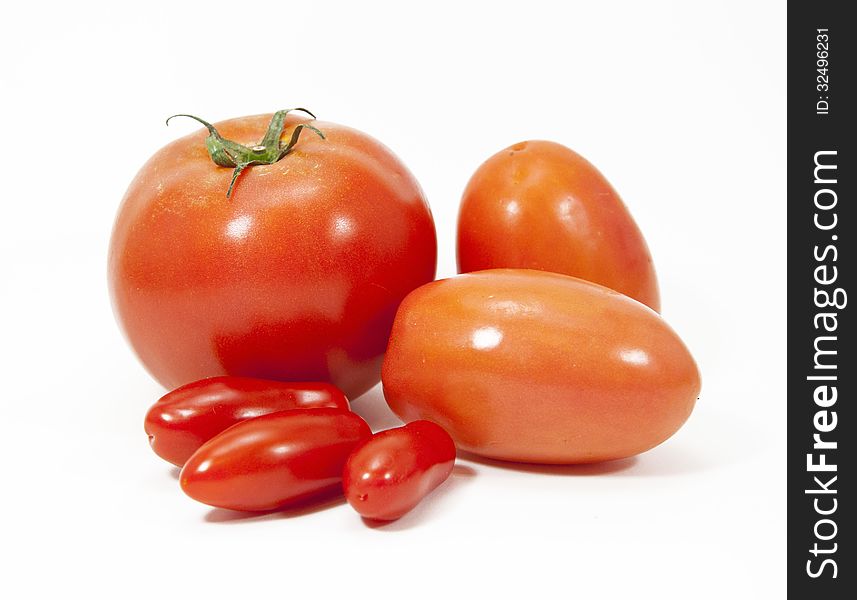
788,1,854,596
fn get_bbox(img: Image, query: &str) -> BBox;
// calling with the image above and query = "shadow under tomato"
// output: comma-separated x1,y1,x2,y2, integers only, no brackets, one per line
349,383,404,433
611,406,763,477
168,466,181,480
359,464,477,532
616,440,718,477
203,489,346,524
455,451,639,476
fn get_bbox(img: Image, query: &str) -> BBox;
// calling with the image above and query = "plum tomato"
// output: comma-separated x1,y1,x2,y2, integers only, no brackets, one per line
144,376,349,467
108,110,437,398
343,420,456,521
457,140,660,311
180,408,371,512
382,269,700,464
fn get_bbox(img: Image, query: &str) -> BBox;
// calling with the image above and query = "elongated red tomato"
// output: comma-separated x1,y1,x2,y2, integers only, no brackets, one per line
343,421,455,521
457,140,660,311
145,376,349,467
382,269,700,464
180,409,371,512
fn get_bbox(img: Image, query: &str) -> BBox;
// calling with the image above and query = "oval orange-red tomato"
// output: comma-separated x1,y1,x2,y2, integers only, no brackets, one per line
108,113,437,398
382,269,700,464
145,377,350,467
180,408,371,512
343,420,456,521
457,140,660,311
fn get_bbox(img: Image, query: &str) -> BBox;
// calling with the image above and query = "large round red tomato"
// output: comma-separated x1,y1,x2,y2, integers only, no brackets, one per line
109,111,436,398
457,140,660,311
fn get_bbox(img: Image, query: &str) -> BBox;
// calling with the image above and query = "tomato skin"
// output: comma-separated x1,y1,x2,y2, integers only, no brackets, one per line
108,113,437,398
343,421,455,521
144,376,349,467
180,409,371,512
457,140,660,311
382,269,700,464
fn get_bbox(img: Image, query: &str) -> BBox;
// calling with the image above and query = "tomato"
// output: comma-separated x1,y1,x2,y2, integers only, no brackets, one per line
108,110,437,398
343,420,455,521
382,269,700,464
144,376,349,467
457,140,660,311
180,408,371,512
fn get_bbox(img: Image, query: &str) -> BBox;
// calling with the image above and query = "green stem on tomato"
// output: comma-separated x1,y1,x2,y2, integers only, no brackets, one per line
165,109,325,198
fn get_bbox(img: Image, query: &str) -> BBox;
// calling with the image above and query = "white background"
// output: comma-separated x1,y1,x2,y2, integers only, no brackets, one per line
0,1,785,598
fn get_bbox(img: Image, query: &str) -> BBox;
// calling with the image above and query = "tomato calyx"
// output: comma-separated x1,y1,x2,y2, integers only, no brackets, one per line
165,108,326,198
